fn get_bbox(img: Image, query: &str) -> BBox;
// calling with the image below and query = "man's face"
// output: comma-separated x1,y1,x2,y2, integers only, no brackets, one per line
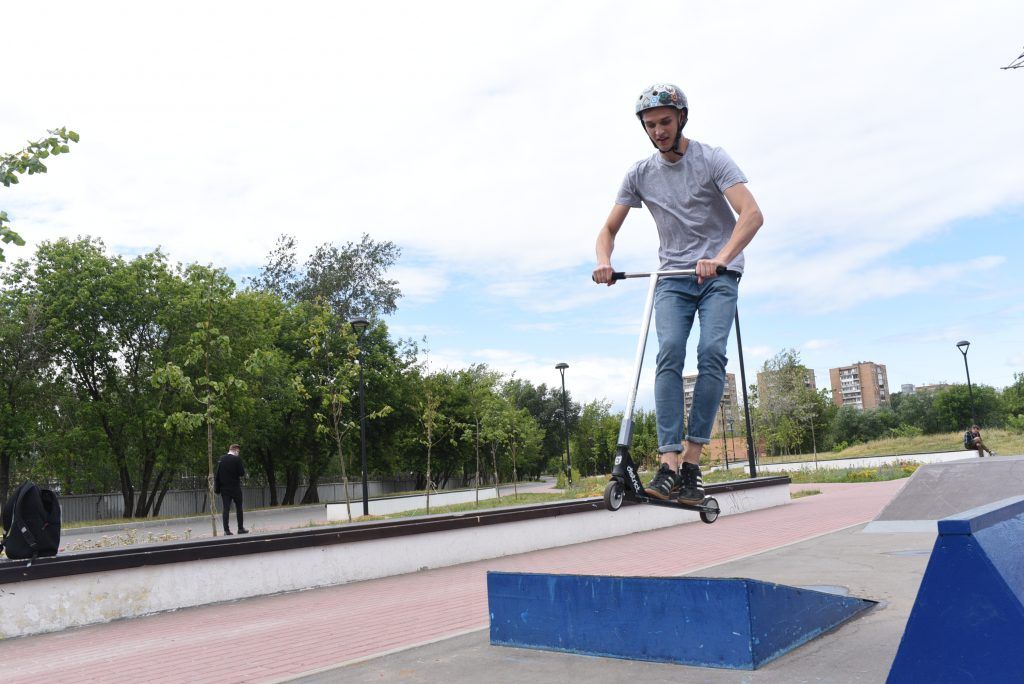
641,107,684,152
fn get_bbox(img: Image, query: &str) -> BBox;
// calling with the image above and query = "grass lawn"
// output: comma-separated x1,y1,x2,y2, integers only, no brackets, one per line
747,428,1022,466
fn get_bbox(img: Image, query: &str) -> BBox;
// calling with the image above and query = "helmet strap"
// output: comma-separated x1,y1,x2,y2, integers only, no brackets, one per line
672,111,687,154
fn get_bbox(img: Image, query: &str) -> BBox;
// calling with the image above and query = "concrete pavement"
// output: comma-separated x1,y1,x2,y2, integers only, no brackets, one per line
1,479,908,683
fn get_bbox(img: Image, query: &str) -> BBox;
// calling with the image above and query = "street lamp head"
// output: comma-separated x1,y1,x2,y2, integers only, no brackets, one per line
956,340,970,354
555,362,569,370
349,315,370,335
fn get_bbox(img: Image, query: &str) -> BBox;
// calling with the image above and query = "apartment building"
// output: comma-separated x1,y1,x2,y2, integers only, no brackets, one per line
829,361,890,409
683,372,740,434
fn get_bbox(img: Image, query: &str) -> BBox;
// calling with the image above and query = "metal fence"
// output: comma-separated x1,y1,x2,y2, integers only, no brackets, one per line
59,476,473,523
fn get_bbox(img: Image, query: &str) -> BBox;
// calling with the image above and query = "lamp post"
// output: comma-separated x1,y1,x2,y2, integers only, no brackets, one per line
555,363,572,487
349,316,370,516
956,340,976,425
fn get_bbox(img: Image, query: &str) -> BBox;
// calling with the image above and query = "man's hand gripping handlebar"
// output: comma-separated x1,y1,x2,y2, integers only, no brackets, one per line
591,264,728,284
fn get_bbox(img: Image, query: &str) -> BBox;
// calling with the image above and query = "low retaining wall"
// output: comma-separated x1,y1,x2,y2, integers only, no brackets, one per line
732,450,971,475
326,486,500,518
0,479,790,639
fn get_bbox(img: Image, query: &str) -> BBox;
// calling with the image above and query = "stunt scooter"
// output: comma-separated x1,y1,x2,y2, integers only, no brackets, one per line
595,267,725,524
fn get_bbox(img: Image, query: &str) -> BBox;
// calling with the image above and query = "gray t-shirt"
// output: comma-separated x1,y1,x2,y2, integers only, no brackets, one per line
615,140,748,272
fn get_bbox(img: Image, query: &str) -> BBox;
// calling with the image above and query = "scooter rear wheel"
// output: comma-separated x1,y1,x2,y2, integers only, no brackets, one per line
700,497,720,524
603,480,624,511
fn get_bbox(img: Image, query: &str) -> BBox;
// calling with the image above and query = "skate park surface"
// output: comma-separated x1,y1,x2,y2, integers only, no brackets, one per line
2,455,1020,683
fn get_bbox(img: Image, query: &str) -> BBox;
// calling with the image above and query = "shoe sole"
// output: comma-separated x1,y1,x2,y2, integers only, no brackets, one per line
644,487,672,500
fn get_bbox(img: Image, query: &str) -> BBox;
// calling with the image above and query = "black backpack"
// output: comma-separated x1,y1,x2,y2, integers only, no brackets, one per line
1,481,61,563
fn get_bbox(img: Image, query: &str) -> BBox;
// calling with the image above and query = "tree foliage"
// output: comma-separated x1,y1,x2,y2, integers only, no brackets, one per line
1,128,80,262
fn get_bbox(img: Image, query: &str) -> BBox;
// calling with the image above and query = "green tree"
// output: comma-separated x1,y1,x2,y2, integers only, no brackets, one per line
753,349,816,455
455,365,503,502
153,266,247,534
1003,373,1024,424
569,399,619,476
249,233,402,322
34,238,186,517
0,261,49,503
1,128,80,261
932,384,1002,431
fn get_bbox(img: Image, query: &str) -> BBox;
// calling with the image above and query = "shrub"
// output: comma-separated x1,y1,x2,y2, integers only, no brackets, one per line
1006,414,1024,435
888,424,923,439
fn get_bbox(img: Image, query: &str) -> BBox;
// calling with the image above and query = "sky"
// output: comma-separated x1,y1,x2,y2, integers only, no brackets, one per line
3,1,1023,412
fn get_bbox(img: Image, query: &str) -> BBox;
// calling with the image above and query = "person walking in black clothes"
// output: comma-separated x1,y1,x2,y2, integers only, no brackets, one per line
215,444,248,534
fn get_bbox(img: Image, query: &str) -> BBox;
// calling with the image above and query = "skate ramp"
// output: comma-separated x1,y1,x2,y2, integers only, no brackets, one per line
487,572,875,670
888,495,1024,682
863,455,1024,533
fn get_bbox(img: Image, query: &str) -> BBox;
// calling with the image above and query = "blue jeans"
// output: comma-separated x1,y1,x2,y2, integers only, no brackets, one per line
653,273,738,453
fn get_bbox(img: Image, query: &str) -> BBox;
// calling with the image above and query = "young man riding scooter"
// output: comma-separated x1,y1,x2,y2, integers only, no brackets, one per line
593,83,763,504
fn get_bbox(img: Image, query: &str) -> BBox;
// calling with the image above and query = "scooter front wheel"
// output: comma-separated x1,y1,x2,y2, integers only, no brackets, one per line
603,480,624,511
700,497,720,524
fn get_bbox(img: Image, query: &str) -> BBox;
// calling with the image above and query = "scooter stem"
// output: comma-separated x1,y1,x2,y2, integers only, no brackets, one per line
617,272,661,447
606,267,722,447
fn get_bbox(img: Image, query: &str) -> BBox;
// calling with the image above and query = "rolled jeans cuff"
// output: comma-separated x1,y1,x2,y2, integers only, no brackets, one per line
659,443,683,454
685,435,711,445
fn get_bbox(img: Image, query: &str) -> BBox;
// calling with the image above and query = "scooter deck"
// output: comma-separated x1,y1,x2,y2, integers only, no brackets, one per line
625,491,717,513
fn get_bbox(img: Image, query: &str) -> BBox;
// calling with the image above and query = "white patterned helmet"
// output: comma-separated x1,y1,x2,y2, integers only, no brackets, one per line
635,84,688,118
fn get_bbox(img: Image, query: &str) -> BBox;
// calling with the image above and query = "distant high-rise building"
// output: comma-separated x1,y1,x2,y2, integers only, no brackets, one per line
901,384,915,394
829,362,890,409
683,372,739,435
914,383,950,395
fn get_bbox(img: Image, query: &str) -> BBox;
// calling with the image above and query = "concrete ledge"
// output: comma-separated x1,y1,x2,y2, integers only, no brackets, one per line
327,486,501,518
0,479,790,639
734,451,972,475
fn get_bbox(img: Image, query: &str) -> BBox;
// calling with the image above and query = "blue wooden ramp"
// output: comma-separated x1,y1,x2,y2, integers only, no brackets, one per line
888,495,1024,683
487,572,876,670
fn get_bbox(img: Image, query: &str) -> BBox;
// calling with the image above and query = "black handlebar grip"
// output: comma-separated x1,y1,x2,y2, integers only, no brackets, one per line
716,265,727,275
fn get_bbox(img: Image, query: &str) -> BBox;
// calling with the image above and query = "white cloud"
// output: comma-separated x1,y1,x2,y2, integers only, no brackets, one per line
390,266,449,304
3,1,1024,397
802,339,837,351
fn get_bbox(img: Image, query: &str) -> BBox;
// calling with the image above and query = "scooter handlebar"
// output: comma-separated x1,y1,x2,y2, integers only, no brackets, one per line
592,265,727,283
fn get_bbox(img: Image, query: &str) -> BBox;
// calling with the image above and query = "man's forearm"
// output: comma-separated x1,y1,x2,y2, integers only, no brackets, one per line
715,207,763,265
596,227,616,264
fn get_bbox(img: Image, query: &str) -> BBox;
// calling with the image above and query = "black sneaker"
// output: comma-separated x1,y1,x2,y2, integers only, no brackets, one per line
677,463,705,504
644,463,679,500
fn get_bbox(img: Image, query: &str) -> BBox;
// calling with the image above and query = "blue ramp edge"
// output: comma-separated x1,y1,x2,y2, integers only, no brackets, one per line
487,572,876,670
888,496,1024,683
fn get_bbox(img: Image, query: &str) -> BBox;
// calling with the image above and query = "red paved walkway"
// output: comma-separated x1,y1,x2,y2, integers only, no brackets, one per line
1,480,905,683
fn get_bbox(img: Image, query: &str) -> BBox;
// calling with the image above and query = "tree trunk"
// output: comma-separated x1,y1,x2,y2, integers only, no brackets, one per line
491,442,501,500
425,442,432,514
283,465,300,505
301,471,321,504
334,420,352,522
474,418,481,504
207,418,217,536
260,447,279,506
152,474,173,516
134,443,161,517
0,449,9,508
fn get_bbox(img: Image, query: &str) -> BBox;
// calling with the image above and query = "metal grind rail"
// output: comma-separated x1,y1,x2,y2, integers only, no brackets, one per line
0,476,789,585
